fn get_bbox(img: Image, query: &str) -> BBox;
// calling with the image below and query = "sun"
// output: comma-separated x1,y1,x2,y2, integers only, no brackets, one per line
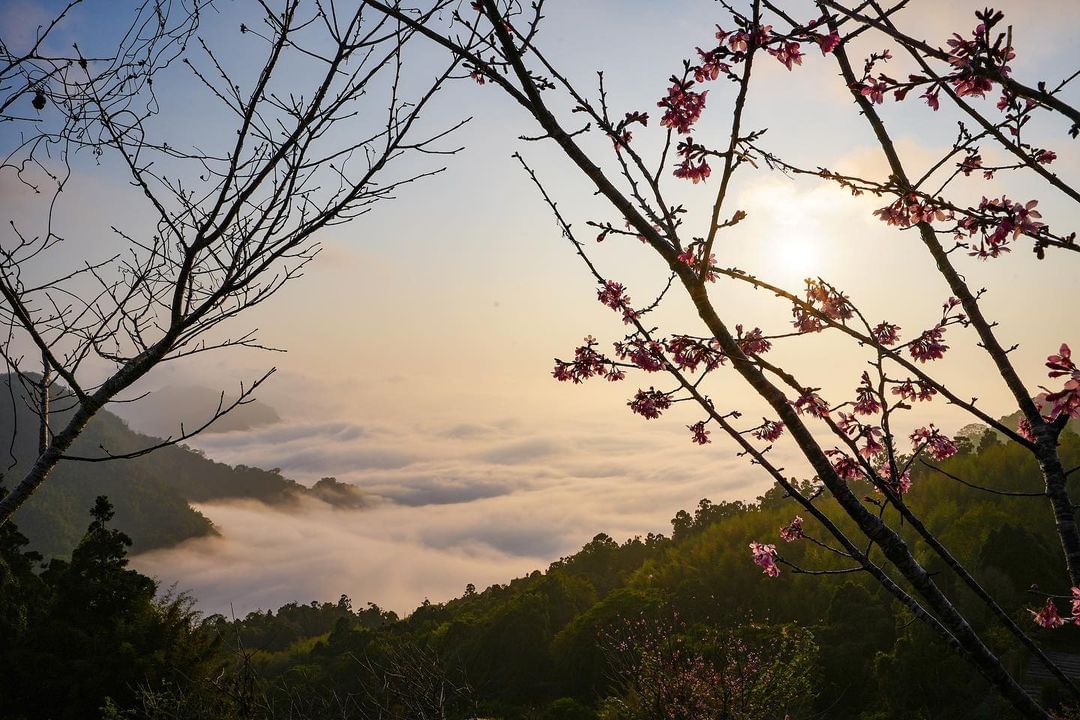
771,232,827,284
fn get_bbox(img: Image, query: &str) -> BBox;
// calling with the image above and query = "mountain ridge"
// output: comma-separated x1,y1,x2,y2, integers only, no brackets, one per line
1,375,366,557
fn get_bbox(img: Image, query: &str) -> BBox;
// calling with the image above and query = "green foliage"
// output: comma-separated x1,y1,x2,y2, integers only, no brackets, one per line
0,496,221,720
4,426,1079,719
198,428,1080,719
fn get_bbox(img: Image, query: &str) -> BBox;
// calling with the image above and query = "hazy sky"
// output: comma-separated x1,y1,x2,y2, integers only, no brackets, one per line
3,0,1078,614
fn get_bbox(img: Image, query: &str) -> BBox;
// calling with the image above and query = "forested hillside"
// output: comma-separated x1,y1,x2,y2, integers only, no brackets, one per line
1,377,365,557
3,427,1078,719
213,427,1080,719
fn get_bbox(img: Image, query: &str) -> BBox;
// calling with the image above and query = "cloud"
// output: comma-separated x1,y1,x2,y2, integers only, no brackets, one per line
481,437,560,464
373,475,516,506
131,409,773,616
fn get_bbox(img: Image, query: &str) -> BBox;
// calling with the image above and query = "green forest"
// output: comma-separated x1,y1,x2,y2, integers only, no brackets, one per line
3,426,1079,720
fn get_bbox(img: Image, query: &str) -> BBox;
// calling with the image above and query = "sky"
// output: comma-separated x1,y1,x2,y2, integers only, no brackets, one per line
2,0,1078,614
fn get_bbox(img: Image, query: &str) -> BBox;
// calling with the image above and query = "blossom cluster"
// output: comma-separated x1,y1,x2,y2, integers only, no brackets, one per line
666,335,727,372
629,388,673,419
909,325,949,363
597,280,640,324
676,244,719,282
552,336,625,384
856,9,1016,113
752,419,784,442
688,420,711,445
615,338,666,373
873,192,950,229
1041,344,1080,421
877,463,913,495
793,390,830,418
891,379,937,403
910,425,959,461
779,515,804,542
659,19,841,182
1030,589,1080,629
658,77,708,135
749,541,780,577
957,197,1045,260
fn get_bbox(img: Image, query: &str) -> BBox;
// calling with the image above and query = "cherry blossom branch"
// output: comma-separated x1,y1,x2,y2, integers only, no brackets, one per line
515,151,971,654
821,0,1080,133
826,12,1080,593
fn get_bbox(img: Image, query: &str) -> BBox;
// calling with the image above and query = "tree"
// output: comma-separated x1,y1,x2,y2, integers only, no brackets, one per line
0,0,462,523
599,615,817,720
0,495,219,719
365,1,1078,717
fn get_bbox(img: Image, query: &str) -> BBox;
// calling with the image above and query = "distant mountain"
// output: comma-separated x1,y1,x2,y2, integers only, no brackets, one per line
958,410,1080,444
999,409,1080,435
0,376,365,558
112,384,281,437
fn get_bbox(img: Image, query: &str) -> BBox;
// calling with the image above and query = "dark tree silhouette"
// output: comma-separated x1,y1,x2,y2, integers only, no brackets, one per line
0,0,462,523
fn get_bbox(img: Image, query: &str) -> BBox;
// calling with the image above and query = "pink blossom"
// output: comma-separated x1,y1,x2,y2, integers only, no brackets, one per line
816,32,840,55
727,30,751,53
736,325,771,355
1017,416,1035,441
1047,343,1076,378
871,322,901,346
1043,343,1080,420
826,449,862,481
921,86,941,110
1037,150,1057,165
676,245,718,282
804,280,853,320
792,307,824,334
749,541,780,577
658,77,707,134
689,421,711,445
779,516,804,542
615,338,666,373
752,419,784,442
629,388,672,419
959,153,982,176
853,373,881,416
910,325,948,363
1030,599,1066,629
859,426,885,459
962,196,1046,260
674,158,712,183
769,41,804,70
879,463,913,495
952,74,994,98
666,335,727,372
553,336,623,384
695,48,729,82
793,391,830,418
837,412,859,435
597,280,629,311
858,77,887,105
873,194,948,228
892,380,937,403
911,425,958,460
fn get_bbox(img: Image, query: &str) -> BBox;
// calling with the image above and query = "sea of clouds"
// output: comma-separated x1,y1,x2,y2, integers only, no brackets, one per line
132,407,774,617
